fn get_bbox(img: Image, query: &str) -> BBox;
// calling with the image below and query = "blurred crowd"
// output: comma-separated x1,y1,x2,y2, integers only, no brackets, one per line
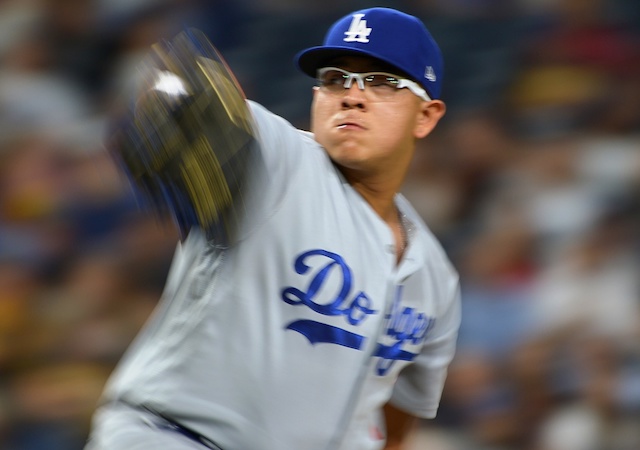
0,0,639,449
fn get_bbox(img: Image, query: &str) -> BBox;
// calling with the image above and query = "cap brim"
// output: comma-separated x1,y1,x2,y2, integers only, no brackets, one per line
295,46,398,78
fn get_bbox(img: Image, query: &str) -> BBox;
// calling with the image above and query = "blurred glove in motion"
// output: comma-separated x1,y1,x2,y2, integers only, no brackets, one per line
107,28,260,246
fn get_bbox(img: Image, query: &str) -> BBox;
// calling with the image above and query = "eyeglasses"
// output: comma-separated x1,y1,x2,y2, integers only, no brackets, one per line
316,67,431,102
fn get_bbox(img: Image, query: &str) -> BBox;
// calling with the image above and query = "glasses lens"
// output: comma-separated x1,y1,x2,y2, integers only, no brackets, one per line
364,74,400,99
318,69,348,92
363,74,397,88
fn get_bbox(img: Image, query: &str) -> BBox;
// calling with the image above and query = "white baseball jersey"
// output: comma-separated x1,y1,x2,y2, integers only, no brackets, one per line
100,101,461,450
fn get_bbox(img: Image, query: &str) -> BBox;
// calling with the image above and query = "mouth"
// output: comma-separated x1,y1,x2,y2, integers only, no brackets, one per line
337,121,364,130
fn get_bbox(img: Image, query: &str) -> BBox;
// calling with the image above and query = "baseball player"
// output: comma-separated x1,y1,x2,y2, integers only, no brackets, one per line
86,7,460,450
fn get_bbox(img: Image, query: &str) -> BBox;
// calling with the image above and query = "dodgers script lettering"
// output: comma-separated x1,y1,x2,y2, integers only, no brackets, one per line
281,249,377,325
281,250,436,376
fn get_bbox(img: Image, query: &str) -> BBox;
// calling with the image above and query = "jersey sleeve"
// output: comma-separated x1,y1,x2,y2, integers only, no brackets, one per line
246,100,318,173
389,270,461,419
240,100,323,223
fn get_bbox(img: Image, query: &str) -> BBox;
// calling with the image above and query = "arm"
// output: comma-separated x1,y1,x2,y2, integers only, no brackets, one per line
383,402,419,450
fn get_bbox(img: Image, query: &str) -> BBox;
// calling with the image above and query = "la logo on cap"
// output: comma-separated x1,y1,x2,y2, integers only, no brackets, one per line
343,14,371,43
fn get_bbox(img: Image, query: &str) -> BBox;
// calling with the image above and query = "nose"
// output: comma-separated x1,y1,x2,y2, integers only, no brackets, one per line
341,83,366,110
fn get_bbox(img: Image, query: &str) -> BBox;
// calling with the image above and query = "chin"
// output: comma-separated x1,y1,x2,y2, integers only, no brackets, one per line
330,154,370,173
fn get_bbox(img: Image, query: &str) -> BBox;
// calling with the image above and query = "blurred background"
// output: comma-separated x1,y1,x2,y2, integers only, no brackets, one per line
0,0,639,449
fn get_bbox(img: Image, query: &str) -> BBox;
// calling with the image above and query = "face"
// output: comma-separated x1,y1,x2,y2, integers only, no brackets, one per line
310,56,444,178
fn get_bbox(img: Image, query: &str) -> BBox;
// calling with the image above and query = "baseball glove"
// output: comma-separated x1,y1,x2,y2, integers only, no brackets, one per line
107,28,259,246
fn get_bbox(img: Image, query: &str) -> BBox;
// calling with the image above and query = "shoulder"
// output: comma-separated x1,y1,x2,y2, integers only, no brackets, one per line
245,100,335,186
247,101,318,144
246,100,325,162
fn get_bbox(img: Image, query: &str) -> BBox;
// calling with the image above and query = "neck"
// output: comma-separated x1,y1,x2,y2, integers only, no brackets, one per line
342,170,409,265
349,179,399,221
339,165,406,222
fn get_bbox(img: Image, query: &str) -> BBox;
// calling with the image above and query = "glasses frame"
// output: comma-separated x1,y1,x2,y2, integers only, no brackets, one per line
316,67,432,102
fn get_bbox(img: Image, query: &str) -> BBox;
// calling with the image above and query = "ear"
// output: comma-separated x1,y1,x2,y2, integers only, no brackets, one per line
414,100,446,139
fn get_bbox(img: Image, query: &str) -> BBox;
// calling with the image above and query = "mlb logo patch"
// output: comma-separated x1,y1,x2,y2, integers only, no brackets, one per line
425,66,437,82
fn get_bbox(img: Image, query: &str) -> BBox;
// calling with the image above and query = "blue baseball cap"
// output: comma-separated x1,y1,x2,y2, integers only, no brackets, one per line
295,7,443,99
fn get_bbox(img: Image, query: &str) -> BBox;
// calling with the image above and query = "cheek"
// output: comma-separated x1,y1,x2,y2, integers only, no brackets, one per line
381,108,418,139
310,97,332,137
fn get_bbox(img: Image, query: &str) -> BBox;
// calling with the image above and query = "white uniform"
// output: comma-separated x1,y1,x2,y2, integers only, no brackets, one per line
89,101,461,450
